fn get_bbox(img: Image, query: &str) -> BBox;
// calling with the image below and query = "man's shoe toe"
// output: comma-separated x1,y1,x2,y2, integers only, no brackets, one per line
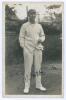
24,88,29,93
36,86,46,91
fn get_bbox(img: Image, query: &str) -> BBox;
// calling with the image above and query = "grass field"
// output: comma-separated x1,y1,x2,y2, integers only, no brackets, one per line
5,61,62,96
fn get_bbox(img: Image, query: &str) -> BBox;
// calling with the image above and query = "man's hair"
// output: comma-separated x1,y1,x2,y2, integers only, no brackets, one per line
27,9,36,16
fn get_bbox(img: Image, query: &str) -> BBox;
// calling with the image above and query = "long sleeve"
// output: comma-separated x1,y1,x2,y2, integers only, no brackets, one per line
39,25,45,42
19,24,26,48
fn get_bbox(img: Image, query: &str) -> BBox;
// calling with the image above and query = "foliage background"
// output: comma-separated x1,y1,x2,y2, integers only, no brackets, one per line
5,3,62,65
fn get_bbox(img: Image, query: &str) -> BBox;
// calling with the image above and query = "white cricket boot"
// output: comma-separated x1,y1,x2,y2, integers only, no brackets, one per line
36,75,46,91
36,85,46,91
24,82,30,94
24,87,29,93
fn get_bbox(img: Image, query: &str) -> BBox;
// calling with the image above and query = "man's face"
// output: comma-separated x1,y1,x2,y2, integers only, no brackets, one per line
28,10,36,22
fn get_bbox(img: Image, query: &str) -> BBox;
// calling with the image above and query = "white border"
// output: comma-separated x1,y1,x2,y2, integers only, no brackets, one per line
0,0,66,100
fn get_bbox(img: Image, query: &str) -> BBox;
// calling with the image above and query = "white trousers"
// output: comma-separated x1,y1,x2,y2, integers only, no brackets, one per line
23,48,42,89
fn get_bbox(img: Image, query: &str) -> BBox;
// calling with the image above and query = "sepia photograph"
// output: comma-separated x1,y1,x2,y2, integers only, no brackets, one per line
3,2,64,97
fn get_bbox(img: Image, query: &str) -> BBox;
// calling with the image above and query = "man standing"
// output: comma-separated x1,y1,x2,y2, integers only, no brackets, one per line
19,9,46,93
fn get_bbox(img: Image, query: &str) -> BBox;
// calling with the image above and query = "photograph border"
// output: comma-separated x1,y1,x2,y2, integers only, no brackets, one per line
2,0,64,98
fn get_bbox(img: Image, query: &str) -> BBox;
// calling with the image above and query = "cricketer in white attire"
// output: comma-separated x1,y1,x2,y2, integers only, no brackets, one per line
19,21,45,93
